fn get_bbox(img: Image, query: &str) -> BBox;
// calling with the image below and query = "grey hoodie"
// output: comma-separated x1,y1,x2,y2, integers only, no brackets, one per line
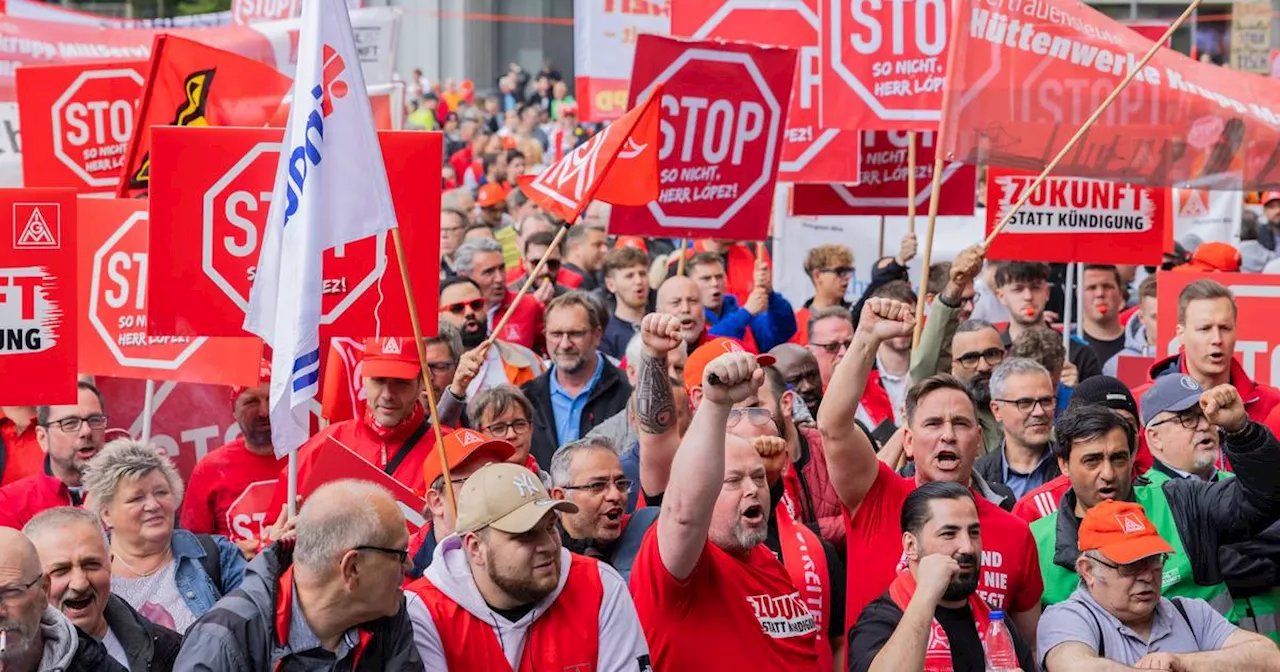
36,605,78,672
405,534,649,671
1102,310,1152,377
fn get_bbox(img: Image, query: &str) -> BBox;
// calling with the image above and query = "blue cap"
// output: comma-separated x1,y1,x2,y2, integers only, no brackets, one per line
1140,374,1204,426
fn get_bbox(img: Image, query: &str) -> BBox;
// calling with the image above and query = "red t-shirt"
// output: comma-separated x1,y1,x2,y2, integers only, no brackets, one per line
630,524,819,670
0,415,43,487
843,463,1044,624
179,438,285,541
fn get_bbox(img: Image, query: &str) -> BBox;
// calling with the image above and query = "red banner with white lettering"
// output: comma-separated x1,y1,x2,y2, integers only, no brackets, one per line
1156,272,1280,388
145,126,441,338
672,0,860,182
792,131,975,216
0,189,77,405
941,0,1280,189
16,61,148,194
609,35,796,242
77,198,263,385
984,168,1168,264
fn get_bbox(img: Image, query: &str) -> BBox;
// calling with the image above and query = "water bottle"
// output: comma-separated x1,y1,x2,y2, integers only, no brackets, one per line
984,610,1020,672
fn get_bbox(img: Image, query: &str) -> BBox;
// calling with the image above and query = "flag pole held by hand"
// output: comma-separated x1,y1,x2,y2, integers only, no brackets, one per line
487,223,571,349
981,0,1201,248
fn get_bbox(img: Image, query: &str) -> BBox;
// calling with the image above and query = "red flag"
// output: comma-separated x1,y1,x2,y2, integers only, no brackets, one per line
518,87,662,224
117,34,293,198
940,0,1280,189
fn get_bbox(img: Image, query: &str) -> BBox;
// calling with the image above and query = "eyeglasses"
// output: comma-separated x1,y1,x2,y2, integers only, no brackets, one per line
727,407,774,429
1091,553,1168,577
820,266,854,279
440,298,485,315
354,545,409,564
426,361,458,373
1150,409,1208,430
810,339,853,355
954,347,1005,370
484,418,531,437
44,414,109,434
0,575,40,604
993,396,1056,414
548,330,589,342
562,479,634,496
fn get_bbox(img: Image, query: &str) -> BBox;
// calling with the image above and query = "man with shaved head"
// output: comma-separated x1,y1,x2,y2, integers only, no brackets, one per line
176,480,422,671
0,527,123,671
25,508,181,670
656,276,708,350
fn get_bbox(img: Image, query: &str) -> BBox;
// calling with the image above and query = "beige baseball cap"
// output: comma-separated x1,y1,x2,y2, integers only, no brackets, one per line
455,462,578,534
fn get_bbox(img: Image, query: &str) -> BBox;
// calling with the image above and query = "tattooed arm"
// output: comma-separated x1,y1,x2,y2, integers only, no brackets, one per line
635,313,685,499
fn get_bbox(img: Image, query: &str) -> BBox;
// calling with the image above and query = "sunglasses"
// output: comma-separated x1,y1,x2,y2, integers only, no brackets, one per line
440,298,485,315
529,258,562,272
820,266,854,279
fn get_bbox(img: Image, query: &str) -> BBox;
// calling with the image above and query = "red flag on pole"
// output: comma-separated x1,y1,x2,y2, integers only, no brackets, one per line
518,87,662,224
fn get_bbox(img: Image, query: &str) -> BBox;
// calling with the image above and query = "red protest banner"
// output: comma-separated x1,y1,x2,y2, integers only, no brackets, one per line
941,0,1280,189
77,198,262,385
983,168,1168,265
96,377,235,481
16,61,147,193
609,35,796,242
0,189,78,405
821,0,952,130
1156,272,1280,388
792,131,975,216
672,0,860,182
145,126,441,338
276,443,428,531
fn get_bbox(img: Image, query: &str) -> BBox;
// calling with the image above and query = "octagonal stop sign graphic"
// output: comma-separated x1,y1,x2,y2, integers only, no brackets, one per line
609,35,796,242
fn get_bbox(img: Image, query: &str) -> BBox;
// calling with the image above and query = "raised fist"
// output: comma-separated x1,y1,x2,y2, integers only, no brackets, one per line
949,245,984,288
1200,384,1247,433
752,436,788,483
857,298,916,343
640,313,684,358
702,352,764,407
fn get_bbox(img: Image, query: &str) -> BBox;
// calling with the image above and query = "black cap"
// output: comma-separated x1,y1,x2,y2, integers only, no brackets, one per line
1068,375,1139,420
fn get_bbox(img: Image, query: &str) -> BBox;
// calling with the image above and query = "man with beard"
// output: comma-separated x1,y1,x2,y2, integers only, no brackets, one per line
25,508,181,670
655,276,709,351
455,238,543,351
975,358,1061,500
770,343,824,421
0,382,108,529
1039,500,1280,670
848,482,1036,672
947,319,1006,455
434,276,544,428
627,348,822,669
180,364,284,558
405,462,649,670
819,299,1044,640
522,291,631,467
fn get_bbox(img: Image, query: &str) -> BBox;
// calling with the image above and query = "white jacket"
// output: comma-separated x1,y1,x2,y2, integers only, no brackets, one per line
405,534,649,671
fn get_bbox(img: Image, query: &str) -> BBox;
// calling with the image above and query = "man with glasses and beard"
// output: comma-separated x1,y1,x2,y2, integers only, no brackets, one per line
946,320,1006,455
434,276,544,429
848,482,1036,672
405,462,649,670
507,231,570,304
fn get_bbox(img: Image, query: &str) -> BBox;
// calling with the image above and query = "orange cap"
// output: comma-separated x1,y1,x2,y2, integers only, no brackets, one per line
361,337,419,380
477,183,506,208
1263,191,1280,205
683,338,776,392
1173,241,1241,273
1078,500,1174,564
423,428,516,489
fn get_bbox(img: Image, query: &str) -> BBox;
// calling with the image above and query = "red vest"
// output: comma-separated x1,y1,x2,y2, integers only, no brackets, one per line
407,554,603,671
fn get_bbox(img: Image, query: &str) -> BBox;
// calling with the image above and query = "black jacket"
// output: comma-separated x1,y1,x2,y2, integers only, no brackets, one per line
1045,422,1280,587
104,594,182,671
973,442,1061,491
522,357,632,468
998,325,1102,381
173,544,423,671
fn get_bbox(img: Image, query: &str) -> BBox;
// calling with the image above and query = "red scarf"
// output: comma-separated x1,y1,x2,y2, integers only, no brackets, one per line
886,570,993,672
363,403,425,444
858,369,895,428
777,494,833,671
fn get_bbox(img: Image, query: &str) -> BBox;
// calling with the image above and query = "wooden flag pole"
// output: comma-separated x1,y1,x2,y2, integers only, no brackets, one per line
906,131,918,234
390,227,456,516
676,237,688,275
486,223,571,349
911,160,943,349
983,0,1201,248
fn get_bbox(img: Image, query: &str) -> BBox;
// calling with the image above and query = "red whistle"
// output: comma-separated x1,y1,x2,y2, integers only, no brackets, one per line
1097,304,1109,315
1023,307,1037,319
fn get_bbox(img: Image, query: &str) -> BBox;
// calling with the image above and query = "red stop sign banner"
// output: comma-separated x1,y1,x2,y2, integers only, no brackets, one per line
821,0,951,130
792,131,976,216
145,126,442,338
609,35,796,242
233,0,299,25
1156,272,1280,389
0,189,78,405
672,0,859,183
984,168,1169,265
77,198,263,386
16,61,147,194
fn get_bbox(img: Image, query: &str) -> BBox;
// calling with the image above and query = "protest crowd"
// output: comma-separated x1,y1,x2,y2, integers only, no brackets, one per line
7,0,1280,671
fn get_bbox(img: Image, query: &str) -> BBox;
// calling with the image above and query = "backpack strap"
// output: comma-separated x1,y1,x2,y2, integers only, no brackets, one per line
1171,598,1198,648
609,507,659,583
385,420,430,476
195,534,224,597
1084,605,1107,659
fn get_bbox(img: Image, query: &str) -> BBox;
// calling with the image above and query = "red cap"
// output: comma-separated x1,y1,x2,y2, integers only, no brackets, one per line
683,338,776,392
230,357,273,410
1078,500,1174,564
1263,191,1280,205
477,183,506,208
1173,241,1241,273
361,337,419,380
560,101,579,116
423,428,516,488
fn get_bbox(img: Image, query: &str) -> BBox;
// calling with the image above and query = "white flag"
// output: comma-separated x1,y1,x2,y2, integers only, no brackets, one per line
243,0,397,458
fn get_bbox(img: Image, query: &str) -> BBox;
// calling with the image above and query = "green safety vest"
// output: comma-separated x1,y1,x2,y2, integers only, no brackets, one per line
1031,479,1235,619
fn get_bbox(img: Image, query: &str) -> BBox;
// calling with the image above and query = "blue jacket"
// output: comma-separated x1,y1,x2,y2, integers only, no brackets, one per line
171,529,247,618
706,291,797,352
